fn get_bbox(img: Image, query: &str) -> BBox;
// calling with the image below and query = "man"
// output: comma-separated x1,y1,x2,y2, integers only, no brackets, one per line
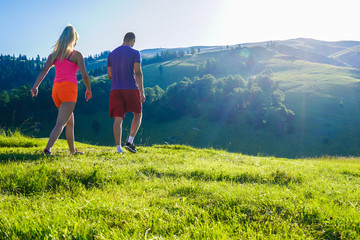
107,32,145,153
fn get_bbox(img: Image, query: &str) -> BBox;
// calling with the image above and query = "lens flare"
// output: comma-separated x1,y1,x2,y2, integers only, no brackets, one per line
240,48,250,58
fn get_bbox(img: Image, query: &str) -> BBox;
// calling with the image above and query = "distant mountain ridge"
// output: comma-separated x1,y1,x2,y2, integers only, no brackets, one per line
140,46,225,57
280,38,360,67
139,38,360,67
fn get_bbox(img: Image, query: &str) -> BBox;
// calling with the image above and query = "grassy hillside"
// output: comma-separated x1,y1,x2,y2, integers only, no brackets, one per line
281,38,360,57
330,45,360,67
4,38,360,158
265,55,360,156
138,45,360,157
0,132,360,239
25,42,360,157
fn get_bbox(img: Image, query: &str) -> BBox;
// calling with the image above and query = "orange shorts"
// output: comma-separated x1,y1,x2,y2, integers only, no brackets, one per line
52,81,78,108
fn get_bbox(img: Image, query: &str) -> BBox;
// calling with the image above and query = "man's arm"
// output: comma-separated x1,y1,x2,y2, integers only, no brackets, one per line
134,62,145,103
107,67,112,80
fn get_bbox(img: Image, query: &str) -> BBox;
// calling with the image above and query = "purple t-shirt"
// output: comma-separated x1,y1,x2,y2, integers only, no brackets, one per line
107,45,141,90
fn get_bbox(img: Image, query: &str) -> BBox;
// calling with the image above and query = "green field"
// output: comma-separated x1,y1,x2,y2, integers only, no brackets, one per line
34,46,360,157
6,39,360,158
266,56,360,157
1,131,360,239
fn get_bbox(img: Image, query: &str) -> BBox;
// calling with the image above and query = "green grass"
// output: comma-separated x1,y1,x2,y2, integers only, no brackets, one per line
25,46,360,158
0,129,40,148
139,49,360,157
1,132,360,239
268,57,360,94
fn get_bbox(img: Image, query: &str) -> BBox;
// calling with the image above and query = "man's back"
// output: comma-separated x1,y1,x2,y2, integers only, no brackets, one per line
107,32,145,154
107,45,141,90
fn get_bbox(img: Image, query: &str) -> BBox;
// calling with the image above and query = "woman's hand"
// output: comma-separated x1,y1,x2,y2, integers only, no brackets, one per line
30,86,38,97
85,89,92,101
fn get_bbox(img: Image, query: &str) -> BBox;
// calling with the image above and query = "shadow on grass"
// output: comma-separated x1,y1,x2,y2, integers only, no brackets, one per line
342,170,360,178
0,153,43,163
0,165,106,196
138,166,301,185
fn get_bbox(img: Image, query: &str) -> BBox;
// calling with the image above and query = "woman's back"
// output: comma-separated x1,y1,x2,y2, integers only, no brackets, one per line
53,52,79,84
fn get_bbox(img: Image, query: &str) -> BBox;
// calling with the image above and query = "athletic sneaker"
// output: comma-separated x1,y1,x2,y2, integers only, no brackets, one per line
125,142,137,153
71,149,84,155
42,148,53,156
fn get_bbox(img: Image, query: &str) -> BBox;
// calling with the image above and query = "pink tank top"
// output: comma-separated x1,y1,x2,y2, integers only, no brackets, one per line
54,52,79,84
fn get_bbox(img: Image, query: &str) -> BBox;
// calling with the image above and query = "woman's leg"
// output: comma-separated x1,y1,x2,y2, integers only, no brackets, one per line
65,112,75,153
45,102,76,151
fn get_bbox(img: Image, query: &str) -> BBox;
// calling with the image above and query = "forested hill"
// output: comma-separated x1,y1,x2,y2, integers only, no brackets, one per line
2,37,360,157
2,38,359,91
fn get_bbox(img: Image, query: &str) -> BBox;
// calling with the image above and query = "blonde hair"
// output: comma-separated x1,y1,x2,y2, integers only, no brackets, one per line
52,25,79,64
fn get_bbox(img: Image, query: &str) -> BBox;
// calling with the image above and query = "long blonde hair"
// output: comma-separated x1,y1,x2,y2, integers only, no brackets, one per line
52,25,79,64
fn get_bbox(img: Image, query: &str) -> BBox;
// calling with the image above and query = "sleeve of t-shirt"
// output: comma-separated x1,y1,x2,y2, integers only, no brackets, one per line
107,54,111,67
135,51,141,63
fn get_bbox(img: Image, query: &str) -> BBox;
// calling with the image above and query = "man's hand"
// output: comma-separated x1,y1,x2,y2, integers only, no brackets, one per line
140,92,146,103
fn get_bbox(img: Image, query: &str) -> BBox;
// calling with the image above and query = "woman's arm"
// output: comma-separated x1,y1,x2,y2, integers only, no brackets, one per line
30,54,53,97
75,51,92,101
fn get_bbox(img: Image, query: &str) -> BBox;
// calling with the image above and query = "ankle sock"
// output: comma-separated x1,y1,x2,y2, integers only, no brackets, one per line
116,145,123,153
128,136,134,144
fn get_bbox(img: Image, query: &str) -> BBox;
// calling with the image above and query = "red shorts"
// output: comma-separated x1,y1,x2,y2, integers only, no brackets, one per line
109,89,142,119
52,81,78,108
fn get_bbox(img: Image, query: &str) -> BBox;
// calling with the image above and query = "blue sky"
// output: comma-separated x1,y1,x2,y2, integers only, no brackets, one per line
0,0,359,58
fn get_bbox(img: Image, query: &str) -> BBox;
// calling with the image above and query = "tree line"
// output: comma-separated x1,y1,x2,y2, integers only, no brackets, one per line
142,49,185,66
0,65,294,137
80,49,187,78
0,53,295,137
144,70,294,136
0,54,54,91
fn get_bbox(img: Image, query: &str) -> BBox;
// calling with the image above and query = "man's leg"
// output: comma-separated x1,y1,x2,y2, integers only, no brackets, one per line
46,102,76,151
129,112,142,141
125,112,142,153
113,116,124,153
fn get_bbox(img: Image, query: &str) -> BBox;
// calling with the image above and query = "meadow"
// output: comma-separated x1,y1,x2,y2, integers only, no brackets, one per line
78,48,360,158
75,42,360,157
4,38,360,157
1,130,359,239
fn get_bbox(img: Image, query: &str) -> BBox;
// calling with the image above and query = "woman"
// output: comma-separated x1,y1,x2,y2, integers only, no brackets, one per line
31,25,92,155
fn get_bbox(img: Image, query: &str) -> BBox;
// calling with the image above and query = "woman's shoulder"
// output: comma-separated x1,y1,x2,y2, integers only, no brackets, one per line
71,50,85,63
72,50,83,58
